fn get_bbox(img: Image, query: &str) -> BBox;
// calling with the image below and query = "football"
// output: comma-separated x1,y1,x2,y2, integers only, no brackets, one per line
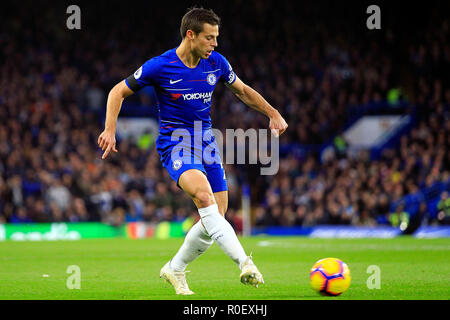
310,258,351,296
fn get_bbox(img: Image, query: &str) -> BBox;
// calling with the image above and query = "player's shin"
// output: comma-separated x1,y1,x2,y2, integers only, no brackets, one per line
170,220,213,272
198,203,248,269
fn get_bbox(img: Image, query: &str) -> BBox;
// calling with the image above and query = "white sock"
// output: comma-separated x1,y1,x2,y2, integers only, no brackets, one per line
170,220,213,272
198,204,248,269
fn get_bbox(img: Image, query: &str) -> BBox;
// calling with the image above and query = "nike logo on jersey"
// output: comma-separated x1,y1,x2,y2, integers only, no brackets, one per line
169,79,183,84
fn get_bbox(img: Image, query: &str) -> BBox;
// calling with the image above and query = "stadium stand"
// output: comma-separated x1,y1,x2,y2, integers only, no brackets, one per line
0,1,448,232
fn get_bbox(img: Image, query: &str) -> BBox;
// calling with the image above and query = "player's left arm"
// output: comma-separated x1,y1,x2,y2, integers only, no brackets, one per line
226,76,288,137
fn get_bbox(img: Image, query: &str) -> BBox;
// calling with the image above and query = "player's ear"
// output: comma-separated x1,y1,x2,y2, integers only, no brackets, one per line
186,29,195,40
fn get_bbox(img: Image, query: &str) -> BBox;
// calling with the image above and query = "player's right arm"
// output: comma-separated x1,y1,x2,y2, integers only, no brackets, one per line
98,57,160,159
98,80,134,159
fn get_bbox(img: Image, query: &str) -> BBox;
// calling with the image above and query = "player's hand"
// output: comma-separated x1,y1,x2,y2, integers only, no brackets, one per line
97,129,118,159
269,112,288,138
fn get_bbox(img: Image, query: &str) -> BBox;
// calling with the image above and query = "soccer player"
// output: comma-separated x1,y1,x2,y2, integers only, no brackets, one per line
97,7,288,295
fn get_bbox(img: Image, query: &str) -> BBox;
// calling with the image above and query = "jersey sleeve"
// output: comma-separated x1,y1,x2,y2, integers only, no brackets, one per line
125,57,161,92
217,53,237,85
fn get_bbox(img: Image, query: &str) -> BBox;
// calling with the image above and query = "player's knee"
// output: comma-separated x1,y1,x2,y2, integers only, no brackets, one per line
193,190,215,208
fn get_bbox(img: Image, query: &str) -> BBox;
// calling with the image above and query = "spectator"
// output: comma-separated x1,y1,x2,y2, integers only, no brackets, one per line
389,203,410,229
45,178,71,212
10,207,33,224
437,192,450,225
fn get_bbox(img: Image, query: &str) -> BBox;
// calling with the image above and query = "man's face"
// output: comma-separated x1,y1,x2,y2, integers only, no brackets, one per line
191,23,219,59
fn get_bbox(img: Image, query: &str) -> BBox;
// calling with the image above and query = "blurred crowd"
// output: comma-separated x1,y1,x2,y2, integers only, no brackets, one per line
253,108,449,227
0,1,449,230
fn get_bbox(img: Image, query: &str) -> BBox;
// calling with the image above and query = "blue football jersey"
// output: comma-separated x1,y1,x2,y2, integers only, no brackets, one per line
125,47,236,135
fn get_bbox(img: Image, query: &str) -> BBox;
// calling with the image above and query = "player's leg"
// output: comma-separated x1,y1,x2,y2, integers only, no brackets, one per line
160,216,209,295
167,190,227,274
158,135,210,294
167,175,227,276
159,130,261,291
211,189,263,286
167,165,214,274
178,169,249,266
181,168,263,287
213,190,228,216
205,163,264,287
168,216,213,272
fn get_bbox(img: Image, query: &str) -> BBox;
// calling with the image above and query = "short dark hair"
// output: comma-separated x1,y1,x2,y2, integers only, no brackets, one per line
180,7,220,39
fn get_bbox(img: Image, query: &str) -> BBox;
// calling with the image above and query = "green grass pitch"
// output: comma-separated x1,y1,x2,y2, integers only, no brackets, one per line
0,237,449,300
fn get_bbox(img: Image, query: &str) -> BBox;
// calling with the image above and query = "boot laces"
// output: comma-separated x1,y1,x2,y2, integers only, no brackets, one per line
173,270,190,290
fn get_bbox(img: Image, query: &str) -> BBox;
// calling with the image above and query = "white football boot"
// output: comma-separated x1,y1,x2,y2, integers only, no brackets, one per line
159,261,194,295
239,255,264,288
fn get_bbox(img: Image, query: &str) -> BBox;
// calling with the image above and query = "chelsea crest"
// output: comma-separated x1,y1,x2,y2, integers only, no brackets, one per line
207,73,217,85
